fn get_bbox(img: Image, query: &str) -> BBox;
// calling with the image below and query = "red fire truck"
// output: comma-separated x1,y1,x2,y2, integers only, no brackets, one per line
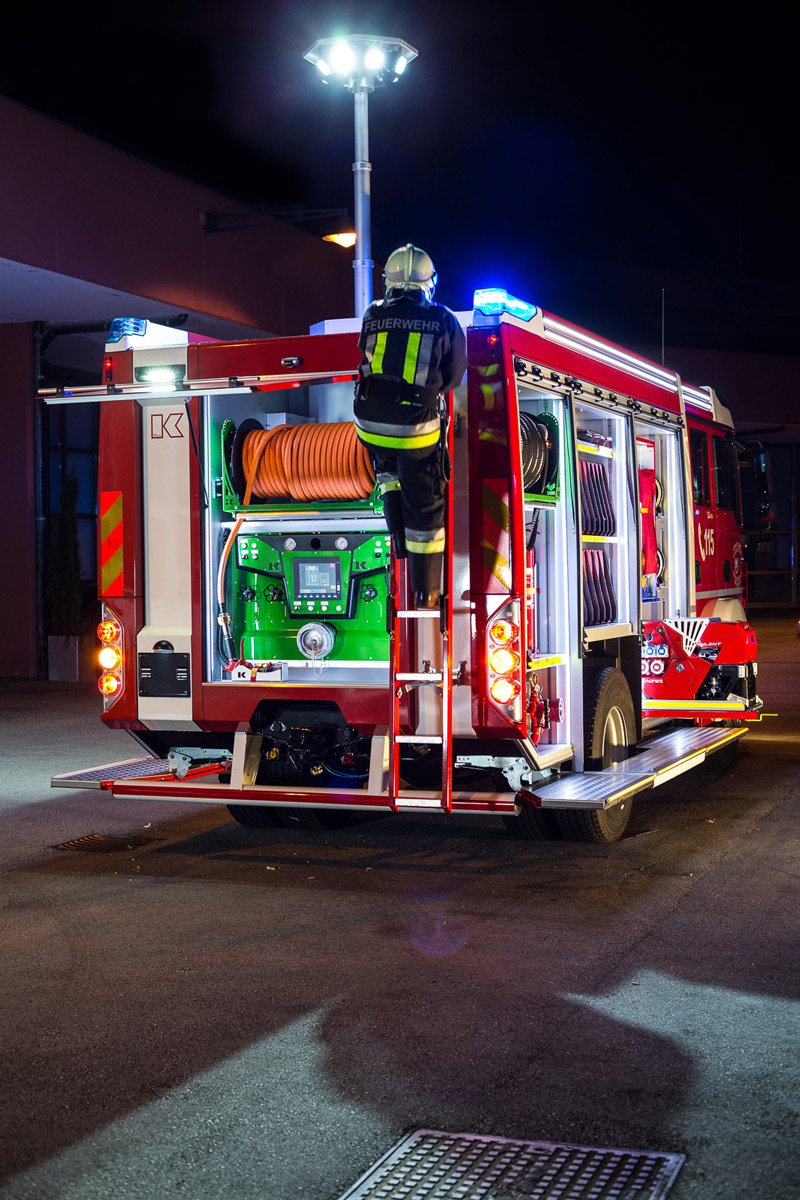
49,288,762,842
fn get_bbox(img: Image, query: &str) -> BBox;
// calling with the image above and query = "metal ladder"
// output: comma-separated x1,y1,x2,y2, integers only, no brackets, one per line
387,419,455,813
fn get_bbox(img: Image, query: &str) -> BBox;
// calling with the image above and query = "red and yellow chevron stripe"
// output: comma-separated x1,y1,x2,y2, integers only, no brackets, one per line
99,491,123,596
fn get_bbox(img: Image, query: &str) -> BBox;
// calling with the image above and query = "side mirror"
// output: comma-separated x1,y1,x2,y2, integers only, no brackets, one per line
743,441,775,528
753,450,773,498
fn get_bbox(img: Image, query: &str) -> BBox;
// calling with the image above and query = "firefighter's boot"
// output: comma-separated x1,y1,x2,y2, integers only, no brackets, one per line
381,488,406,559
411,551,442,609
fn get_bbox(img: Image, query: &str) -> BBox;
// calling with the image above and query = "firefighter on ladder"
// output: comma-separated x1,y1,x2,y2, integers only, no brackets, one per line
354,244,467,608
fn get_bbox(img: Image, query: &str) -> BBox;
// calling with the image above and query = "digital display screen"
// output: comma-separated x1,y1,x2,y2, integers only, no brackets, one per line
293,558,342,599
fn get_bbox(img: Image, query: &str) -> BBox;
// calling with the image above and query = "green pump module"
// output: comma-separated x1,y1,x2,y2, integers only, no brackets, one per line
231,530,392,670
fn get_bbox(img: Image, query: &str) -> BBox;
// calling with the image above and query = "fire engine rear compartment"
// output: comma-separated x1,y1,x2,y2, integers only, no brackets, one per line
49,306,762,841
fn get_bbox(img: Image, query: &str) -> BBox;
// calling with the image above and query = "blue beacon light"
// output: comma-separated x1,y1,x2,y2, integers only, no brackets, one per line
107,317,148,343
473,288,538,321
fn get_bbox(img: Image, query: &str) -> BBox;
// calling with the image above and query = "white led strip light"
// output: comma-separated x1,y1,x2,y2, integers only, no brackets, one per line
681,383,715,413
543,316,679,393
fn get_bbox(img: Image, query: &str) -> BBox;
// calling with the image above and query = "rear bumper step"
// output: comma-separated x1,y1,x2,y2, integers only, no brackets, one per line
51,756,227,791
532,723,746,811
52,757,173,790
51,724,746,813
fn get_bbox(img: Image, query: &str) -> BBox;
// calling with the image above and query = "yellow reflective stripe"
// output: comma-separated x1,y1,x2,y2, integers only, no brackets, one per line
482,540,511,589
101,547,124,594
406,536,446,554
482,482,510,533
371,332,387,373
402,331,421,383
357,428,440,450
100,494,123,544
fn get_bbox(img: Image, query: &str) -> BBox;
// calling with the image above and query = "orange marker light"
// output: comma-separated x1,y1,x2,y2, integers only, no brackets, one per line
98,646,122,671
97,620,121,644
489,647,520,675
490,677,521,704
98,673,121,696
489,619,518,645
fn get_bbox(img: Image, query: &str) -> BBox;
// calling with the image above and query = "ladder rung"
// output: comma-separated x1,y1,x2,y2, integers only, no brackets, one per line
395,796,444,808
396,609,442,619
395,734,443,744
395,671,443,681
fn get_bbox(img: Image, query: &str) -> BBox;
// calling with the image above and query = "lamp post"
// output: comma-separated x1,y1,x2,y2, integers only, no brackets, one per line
303,35,418,318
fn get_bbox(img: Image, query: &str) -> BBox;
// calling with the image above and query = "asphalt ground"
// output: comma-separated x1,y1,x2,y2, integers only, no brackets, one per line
0,612,798,1199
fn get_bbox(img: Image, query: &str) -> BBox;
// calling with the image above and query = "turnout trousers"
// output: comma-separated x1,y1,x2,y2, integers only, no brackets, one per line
353,379,446,597
371,444,446,597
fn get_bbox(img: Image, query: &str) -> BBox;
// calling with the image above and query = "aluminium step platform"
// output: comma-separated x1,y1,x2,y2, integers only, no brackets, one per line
533,722,746,811
51,757,173,790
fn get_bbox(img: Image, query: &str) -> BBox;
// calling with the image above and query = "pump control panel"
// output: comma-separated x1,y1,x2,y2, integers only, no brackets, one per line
235,532,390,617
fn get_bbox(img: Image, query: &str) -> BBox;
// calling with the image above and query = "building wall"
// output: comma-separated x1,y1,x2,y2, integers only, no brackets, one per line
0,96,353,335
0,324,37,676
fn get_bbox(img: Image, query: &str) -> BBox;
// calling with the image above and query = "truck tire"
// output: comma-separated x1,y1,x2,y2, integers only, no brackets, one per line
227,803,366,830
271,807,363,830
227,804,286,828
554,667,636,843
503,807,563,840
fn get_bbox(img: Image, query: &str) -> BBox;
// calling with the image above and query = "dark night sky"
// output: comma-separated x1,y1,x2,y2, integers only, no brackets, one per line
3,0,799,351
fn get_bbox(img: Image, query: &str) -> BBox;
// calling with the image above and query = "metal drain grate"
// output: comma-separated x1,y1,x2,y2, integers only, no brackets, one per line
55,834,151,852
338,1130,684,1200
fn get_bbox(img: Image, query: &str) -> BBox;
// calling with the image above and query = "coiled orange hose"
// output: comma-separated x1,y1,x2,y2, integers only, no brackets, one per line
240,421,375,503
217,421,375,608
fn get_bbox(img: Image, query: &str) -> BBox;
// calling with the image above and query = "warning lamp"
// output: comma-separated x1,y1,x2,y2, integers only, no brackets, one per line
489,647,520,675
99,673,121,696
97,604,123,709
489,619,518,645
490,677,521,705
98,645,122,671
97,619,121,644
485,598,524,725
474,288,538,322
107,317,147,344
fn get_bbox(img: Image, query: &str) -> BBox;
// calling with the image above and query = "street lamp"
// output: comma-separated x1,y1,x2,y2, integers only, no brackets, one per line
303,35,418,318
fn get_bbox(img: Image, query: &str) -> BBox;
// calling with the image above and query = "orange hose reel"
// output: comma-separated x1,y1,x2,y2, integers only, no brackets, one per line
239,421,375,504
218,421,376,609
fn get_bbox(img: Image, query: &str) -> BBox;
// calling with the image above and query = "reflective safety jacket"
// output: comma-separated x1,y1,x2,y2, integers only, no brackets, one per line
354,293,467,453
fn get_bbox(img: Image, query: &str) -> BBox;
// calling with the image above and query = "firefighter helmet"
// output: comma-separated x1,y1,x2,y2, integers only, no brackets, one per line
384,244,437,300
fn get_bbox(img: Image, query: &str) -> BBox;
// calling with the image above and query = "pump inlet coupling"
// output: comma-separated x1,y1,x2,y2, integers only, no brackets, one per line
296,622,336,660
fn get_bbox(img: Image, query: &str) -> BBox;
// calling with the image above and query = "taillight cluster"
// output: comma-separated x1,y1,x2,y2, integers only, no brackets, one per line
97,606,123,703
487,601,524,721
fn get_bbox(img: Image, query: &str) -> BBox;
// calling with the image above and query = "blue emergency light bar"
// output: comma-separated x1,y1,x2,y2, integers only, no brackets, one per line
107,317,148,343
473,288,538,322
